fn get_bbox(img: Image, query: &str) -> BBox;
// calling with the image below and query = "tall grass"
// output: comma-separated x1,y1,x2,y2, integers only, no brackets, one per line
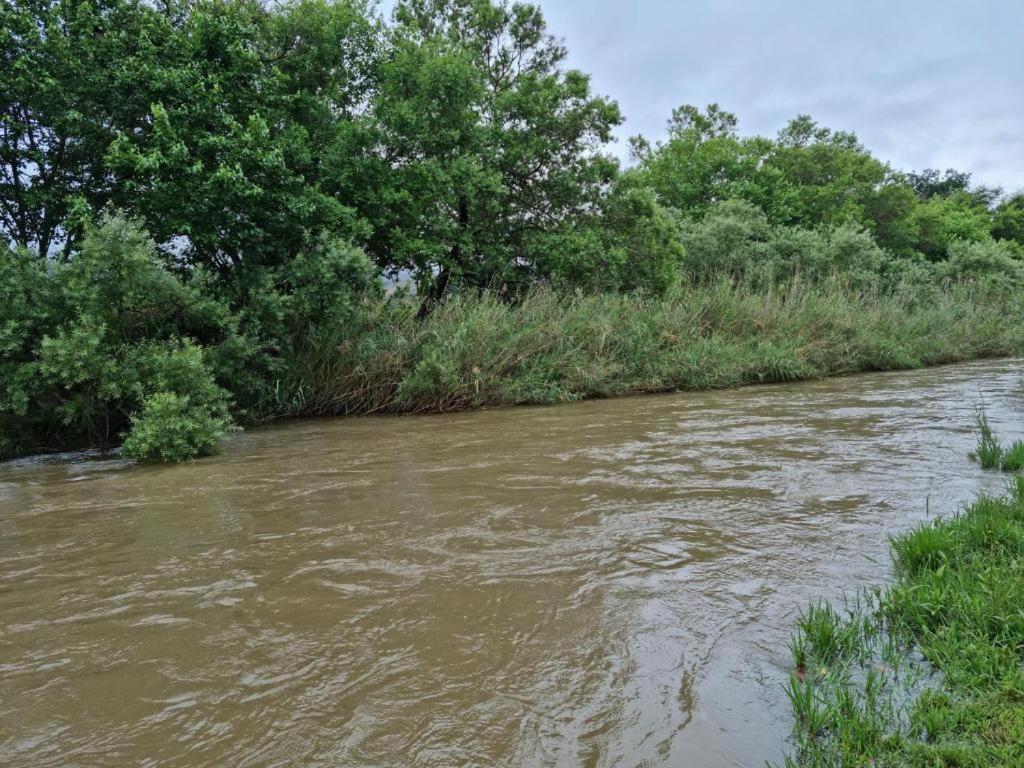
781,476,1024,767
969,406,1024,471
971,407,1005,468
258,276,1024,420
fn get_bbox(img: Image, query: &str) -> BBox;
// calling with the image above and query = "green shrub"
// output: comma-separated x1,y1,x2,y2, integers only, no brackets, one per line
0,215,240,460
677,201,890,285
678,199,771,280
278,235,383,331
122,391,234,462
940,239,1024,290
527,186,682,295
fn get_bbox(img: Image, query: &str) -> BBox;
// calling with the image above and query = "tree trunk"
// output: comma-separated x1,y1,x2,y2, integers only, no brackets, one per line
417,194,468,320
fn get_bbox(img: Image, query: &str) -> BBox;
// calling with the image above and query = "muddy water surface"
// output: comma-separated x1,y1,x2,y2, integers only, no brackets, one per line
2,359,1023,767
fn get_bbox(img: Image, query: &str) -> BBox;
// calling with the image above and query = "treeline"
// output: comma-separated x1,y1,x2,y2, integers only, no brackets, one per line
3,0,1024,460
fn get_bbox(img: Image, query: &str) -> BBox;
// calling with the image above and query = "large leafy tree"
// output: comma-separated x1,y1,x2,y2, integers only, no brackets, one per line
1,0,379,273
106,0,380,274
630,104,797,225
993,194,1024,250
370,0,622,301
0,0,177,255
766,115,888,229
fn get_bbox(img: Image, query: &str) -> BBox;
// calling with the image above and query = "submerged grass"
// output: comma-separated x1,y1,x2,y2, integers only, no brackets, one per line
259,277,1024,420
969,407,1024,472
971,408,1006,469
781,475,1024,767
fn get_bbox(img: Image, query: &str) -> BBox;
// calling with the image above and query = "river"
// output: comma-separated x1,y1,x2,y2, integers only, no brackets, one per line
2,358,1023,767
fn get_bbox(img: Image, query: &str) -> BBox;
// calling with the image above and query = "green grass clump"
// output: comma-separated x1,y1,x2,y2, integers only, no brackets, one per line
258,277,1024,421
781,476,1024,767
1000,440,1024,472
970,408,1005,468
969,409,1024,472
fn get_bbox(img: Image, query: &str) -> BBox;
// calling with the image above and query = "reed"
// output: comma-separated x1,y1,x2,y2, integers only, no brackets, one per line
257,276,1024,421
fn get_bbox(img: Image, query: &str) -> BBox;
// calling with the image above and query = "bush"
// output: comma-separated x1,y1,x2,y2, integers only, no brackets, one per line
122,391,235,462
527,187,682,295
678,200,889,284
678,199,771,279
0,215,240,459
278,235,383,331
939,239,1024,290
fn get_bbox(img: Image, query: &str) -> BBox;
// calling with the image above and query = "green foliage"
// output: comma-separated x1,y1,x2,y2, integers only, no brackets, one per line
1,0,378,269
769,114,889,229
4,0,1024,464
122,391,234,463
0,216,239,459
968,408,1024,472
970,408,1005,469
940,239,1024,289
1001,440,1024,472
258,278,1024,419
910,193,993,260
277,236,383,331
783,484,1024,767
675,200,889,285
531,186,681,294
677,199,772,279
796,602,860,662
992,194,1024,246
370,0,622,295
864,183,920,253
630,106,797,224
0,0,177,255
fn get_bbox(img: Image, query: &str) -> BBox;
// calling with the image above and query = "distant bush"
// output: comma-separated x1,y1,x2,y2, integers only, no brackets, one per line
677,199,772,280
528,187,682,295
677,201,891,285
939,239,1024,289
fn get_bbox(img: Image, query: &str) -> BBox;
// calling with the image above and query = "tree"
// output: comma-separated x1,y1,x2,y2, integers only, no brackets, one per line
1,0,379,274
766,115,888,228
106,0,379,275
992,194,1024,247
370,0,622,305
631,104,797,224
0,0,176,255
909,192,993,260
863,182,920,253
906,168,972,201
666,102,737,141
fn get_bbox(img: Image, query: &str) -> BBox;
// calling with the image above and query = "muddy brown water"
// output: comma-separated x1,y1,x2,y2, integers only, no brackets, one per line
2,359,1023,768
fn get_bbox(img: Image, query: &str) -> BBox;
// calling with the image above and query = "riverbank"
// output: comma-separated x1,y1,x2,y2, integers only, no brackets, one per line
259,278,1024,421
6,274,1024,463
782,474,1024,767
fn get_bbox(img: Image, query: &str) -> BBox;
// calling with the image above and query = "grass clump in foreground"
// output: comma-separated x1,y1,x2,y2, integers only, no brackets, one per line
781,475,1024,767
969,408,1024,471
260,276,1024,420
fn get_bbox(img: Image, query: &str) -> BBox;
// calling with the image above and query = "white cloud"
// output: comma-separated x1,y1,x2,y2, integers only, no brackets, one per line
537,0,1024,192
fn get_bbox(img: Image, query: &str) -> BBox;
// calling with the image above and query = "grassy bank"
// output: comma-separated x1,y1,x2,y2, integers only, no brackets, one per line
782,473,1024,767
260,277,1024,420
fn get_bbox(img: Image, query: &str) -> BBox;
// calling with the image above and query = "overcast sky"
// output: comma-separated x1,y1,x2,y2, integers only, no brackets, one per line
533,0,1024,192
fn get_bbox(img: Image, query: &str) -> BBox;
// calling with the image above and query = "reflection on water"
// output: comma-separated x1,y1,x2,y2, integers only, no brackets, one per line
2,359,1022,767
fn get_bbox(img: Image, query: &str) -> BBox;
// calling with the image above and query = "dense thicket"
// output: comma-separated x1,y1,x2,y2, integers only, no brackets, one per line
2,0,1023,460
